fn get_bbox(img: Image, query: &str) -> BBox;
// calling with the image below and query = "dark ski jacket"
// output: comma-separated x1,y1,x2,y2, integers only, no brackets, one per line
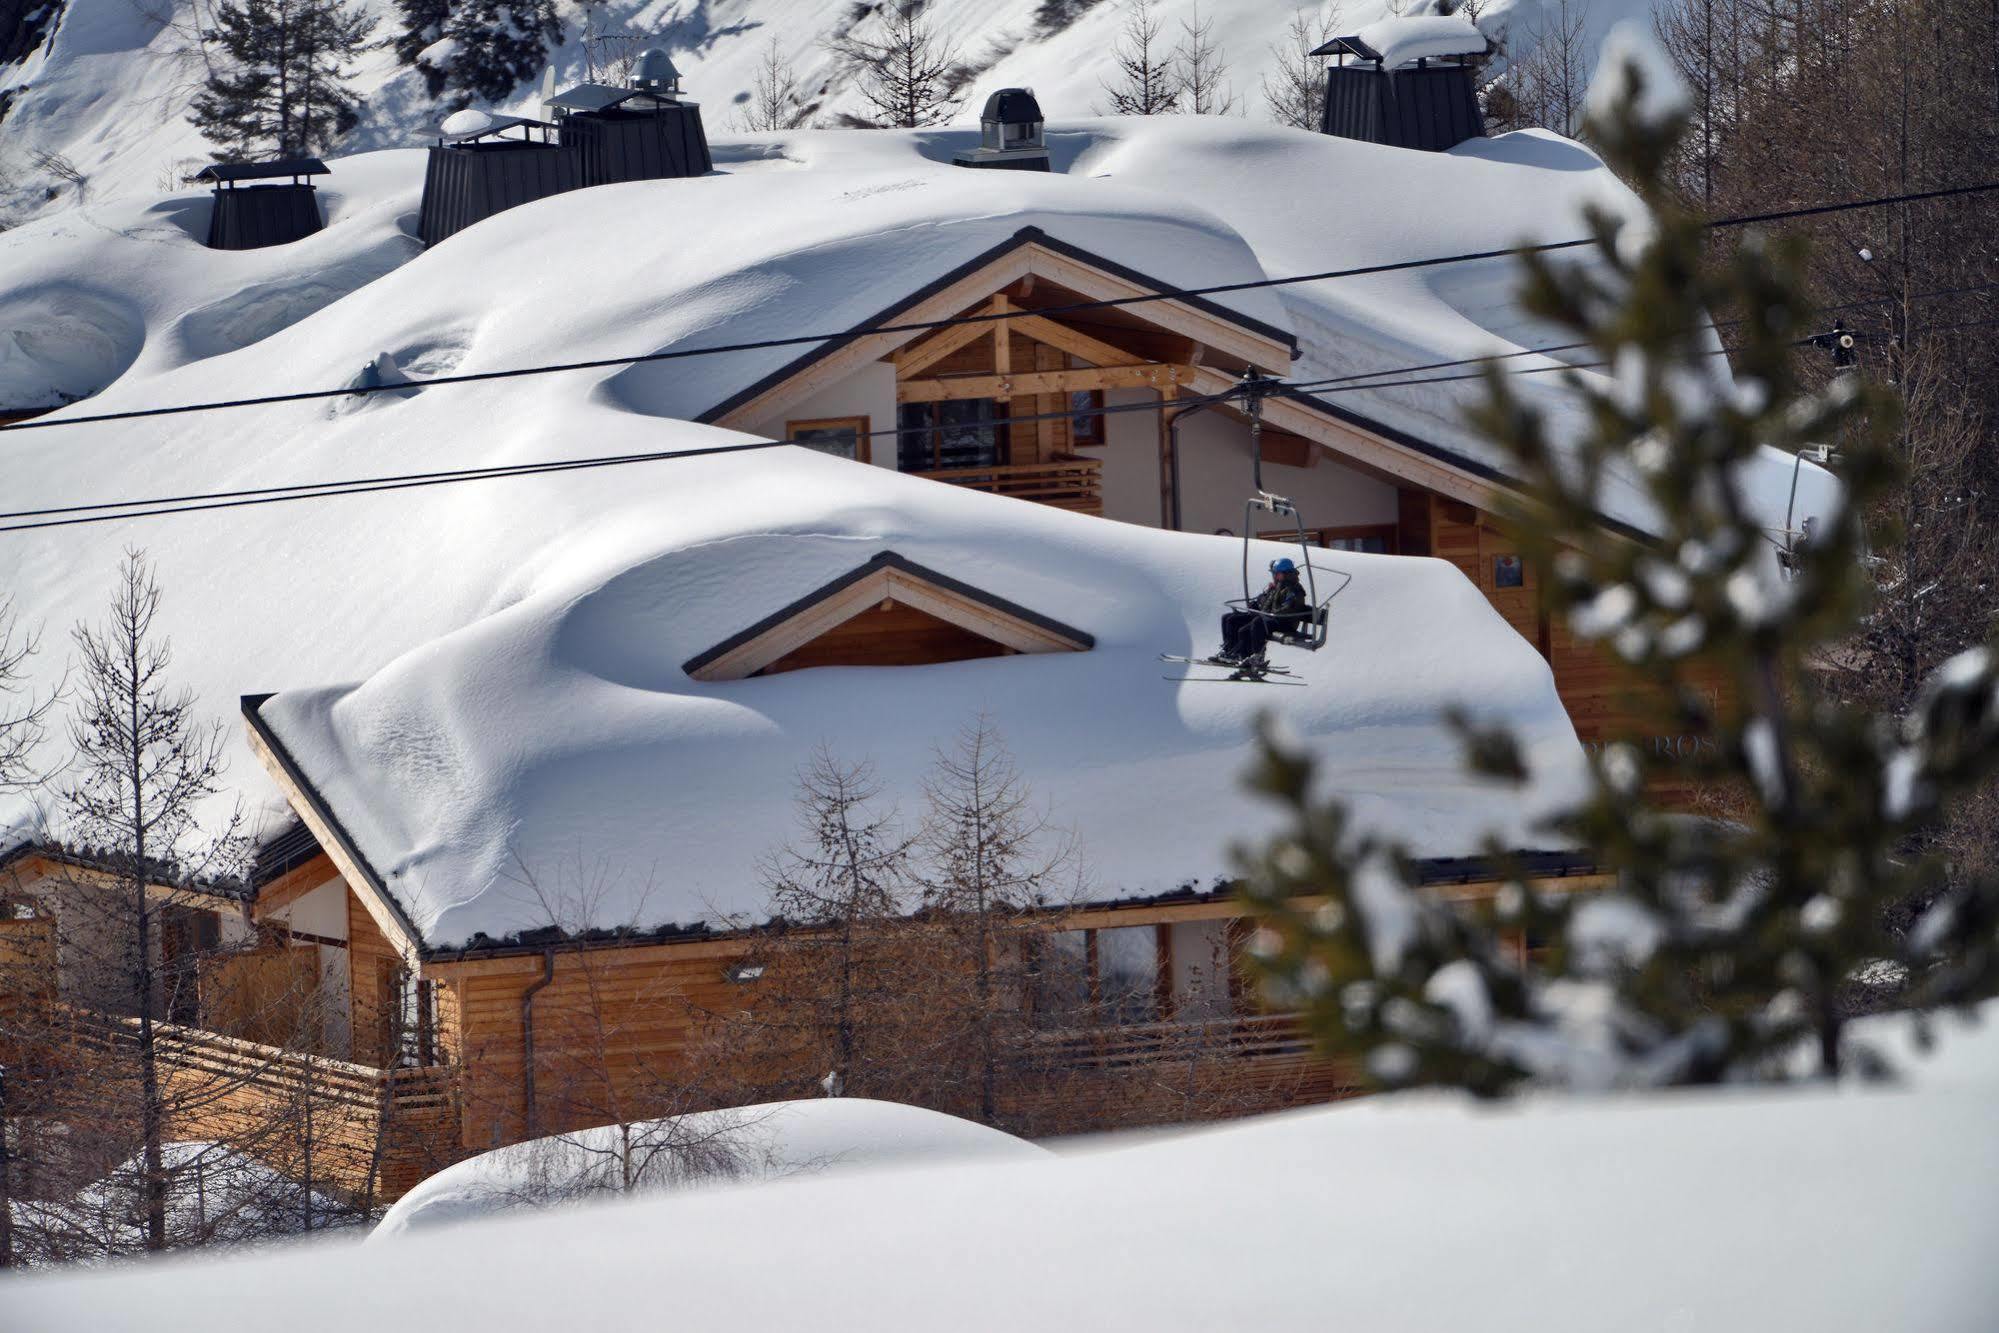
1252,577,1308,620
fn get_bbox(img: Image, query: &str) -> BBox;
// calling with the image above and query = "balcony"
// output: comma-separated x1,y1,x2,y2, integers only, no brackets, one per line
914,453,1103,515
1000,1013,1360,1131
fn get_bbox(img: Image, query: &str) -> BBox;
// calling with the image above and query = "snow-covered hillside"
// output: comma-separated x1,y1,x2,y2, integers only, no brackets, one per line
8,1011,1996,1330
0,0,1663,226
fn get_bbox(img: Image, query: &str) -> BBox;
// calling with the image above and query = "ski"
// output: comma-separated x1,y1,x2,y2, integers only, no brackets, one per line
1164,672,1307,686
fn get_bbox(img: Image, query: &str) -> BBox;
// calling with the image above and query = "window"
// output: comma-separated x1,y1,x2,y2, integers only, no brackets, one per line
1029,924,1164,1027
1068,388,1106,446
897,399,1009,472
787,416,870,464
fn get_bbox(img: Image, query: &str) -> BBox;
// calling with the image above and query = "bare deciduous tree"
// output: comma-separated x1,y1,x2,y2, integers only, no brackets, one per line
734,35,811,132
1098,0,1181,115
1262,6,1339,131
58,548,244,1252
1175,4,1238,116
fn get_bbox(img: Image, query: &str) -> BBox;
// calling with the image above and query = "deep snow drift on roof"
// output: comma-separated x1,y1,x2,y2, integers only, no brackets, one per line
256,448,1589,948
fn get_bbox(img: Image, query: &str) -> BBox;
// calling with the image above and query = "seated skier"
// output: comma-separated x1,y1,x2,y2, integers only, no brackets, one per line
1217,558,1309,668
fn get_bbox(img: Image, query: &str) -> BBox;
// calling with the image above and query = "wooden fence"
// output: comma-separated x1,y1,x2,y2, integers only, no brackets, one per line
47,1007,461,1202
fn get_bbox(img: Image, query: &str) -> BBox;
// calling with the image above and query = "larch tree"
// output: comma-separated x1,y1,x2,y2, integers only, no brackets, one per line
1175,4,1238,116
834,2,962,129
915,716,1079,1126
57,549,246,1250
1097,0,1181,115
733,35,811,132
188,0,374,159
1239,29,1999,1096
1261,6,1338,130
703,747,923,1103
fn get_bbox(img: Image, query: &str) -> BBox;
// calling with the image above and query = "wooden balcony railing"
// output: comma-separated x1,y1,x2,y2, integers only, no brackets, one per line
1016,1012,1317,1072
914,453,1103,515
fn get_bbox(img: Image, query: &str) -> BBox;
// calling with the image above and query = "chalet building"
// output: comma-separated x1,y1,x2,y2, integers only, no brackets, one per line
193,158,329,250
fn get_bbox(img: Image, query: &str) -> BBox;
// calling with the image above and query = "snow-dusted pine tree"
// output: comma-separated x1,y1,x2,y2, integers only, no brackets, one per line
1238,27,1999,1094
833,2,962,129
189,0,374,158
426,0,564,107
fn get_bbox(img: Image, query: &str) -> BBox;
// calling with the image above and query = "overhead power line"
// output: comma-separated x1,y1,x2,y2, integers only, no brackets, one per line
3,180,1995,437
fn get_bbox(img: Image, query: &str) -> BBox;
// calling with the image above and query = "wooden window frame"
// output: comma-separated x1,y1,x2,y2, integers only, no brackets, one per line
1067,387,1107,446
896,399,1012,472
786,415,872,465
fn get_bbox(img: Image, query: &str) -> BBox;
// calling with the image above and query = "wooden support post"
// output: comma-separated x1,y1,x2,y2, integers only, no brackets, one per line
1158,384,1177,530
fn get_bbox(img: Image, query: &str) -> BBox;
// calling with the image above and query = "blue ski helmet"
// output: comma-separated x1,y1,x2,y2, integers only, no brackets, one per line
1270,557,1298,575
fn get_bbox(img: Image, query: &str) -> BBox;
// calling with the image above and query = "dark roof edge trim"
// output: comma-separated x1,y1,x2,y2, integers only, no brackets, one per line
681,550,1096,676
698,224,1299,426
240,694,430,954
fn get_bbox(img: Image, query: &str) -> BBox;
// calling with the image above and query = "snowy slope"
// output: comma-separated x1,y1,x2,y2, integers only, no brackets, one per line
370,1098,1047,1239
255,445,1588,945
8,1011,1997,1330
0,0,1669,225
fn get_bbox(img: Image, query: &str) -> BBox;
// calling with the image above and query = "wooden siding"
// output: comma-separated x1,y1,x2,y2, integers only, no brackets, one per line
438,939,755,1151
348,891,403,1067
1418,493,1734,769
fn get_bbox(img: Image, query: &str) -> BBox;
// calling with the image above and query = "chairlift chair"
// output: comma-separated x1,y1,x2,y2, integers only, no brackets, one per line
1162,371,1354,685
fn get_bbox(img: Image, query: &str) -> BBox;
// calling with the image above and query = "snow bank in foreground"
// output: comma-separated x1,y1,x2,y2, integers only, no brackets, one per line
370,1099,1046,1240
8,1013,1996,1330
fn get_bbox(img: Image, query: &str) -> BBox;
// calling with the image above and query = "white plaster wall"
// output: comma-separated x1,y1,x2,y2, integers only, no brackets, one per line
1175,411,1399,538
265,876,353,1059
747,361,899,468
1094,386,1165,526
1170,919,1233,1019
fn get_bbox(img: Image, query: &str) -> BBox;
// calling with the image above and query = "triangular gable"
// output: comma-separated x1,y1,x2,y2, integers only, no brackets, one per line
682,551,1093,682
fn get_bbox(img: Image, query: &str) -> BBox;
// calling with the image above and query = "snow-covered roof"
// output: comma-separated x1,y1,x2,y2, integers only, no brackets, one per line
252,443,1588,949
1321,16,1491,67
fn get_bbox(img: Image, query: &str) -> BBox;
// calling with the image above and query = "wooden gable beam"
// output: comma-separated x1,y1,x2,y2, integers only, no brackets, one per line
688,560,1090,682
715,241,1291,432
900,363,1198,403
1004,311,1174,370
892,295,1009,378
